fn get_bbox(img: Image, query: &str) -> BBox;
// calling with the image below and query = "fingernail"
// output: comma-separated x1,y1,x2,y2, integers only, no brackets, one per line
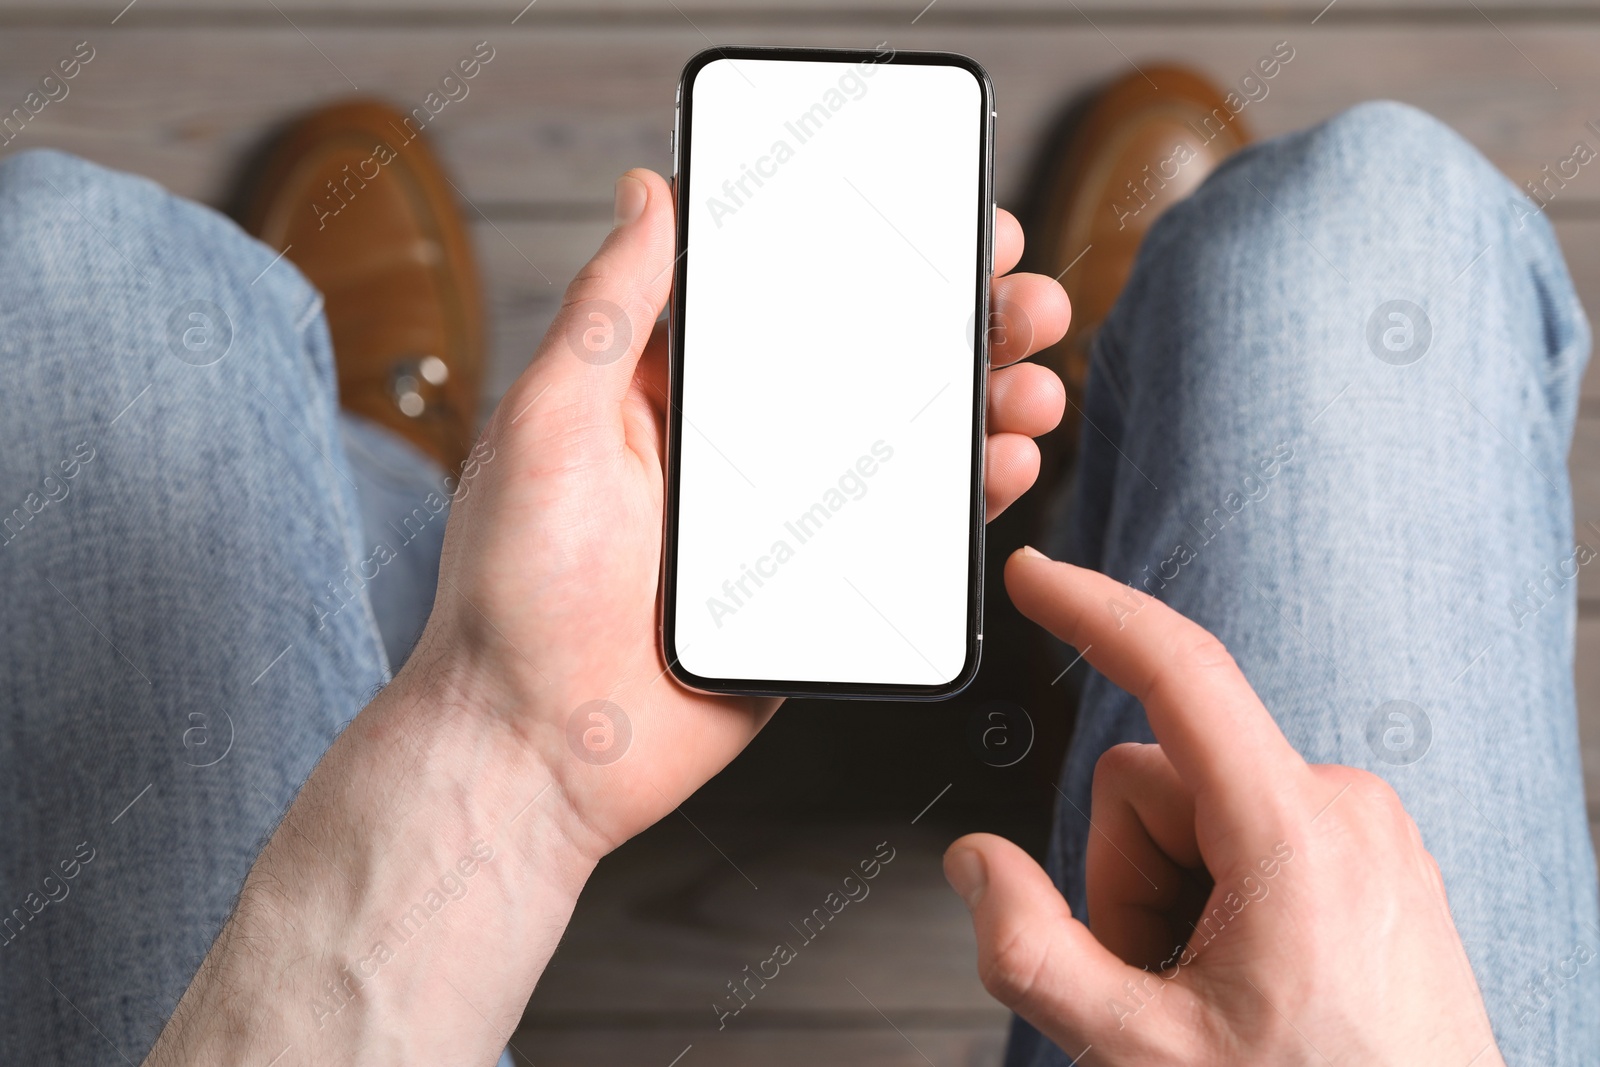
614,173,648,229
1019,545,1051,560
945,848,988,909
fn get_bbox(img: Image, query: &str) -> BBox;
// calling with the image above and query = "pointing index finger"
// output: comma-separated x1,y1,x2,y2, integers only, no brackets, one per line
1005,548,1309,823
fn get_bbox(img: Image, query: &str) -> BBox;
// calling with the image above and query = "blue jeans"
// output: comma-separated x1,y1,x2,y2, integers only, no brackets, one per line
0,149,448,1063
1011,102,1600,1065
0,97,1594,1064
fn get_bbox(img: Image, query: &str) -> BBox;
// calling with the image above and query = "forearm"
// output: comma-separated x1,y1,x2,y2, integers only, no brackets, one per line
144,655,599,1066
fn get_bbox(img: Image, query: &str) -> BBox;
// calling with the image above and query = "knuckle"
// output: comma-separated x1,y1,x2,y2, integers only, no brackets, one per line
1351,767,1405,812
561,260,619,310
1180,632,1239,673
1311,765,1412,836
1091,743,1147,799
1143,632,1237,705
561,245,649,315
1320,763,1389,799
979,922,1051,1011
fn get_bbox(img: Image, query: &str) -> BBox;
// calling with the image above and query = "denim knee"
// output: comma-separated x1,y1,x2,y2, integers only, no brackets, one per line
1180,99,1514,266
0,148,294,274
1099,100,1582,422
0,148,377,704
0,148,324,383
1235,99,1508,213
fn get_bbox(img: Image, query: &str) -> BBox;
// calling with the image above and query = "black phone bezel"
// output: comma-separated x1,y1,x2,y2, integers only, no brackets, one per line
660,45,996,701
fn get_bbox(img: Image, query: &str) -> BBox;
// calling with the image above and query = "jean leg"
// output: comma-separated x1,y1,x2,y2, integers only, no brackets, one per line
338,411,450,667
0,150,390,1063
1012,102,1599,1065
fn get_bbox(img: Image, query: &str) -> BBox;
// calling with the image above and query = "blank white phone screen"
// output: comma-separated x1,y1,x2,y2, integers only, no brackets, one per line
672,54,986,689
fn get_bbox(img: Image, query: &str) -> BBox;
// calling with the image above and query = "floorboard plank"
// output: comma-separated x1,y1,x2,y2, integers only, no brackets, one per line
522,820,1001,1019
506,1025,1007,1067
7,1,1600,16
513,818,1008,1064
3,25,1599,211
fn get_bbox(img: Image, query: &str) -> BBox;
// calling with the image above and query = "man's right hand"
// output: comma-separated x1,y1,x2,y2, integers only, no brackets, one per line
945,546,1504,1066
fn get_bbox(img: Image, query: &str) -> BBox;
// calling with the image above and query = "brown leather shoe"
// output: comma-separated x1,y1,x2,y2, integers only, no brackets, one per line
241,98,484,472
1030,66,1251,442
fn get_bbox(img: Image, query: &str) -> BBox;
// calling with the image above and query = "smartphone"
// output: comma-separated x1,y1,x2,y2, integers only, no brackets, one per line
662,45,995,700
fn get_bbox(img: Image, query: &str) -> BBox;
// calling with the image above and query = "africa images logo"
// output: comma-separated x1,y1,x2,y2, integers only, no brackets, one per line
566,700,631,766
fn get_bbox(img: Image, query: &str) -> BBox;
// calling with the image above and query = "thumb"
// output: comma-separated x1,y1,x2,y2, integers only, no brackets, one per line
945,833,1179,1060
526,168,675,406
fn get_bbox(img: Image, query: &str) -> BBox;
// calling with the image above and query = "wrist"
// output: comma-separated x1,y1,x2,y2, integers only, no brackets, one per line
394,617,614,868
146,641,602,1067
373,636,607,894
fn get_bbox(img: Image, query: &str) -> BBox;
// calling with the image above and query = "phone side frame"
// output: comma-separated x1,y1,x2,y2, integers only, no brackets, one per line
659,44,996,701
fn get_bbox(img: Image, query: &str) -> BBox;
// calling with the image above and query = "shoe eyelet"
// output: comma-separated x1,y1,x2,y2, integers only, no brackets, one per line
389,355,449,418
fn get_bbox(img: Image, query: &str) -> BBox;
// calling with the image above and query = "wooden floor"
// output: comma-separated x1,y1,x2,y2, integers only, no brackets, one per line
513,819,1013,1067
5,0,1600,1062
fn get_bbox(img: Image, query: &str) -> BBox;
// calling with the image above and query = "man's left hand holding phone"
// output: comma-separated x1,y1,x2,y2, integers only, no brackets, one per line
143,86,1071,1067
